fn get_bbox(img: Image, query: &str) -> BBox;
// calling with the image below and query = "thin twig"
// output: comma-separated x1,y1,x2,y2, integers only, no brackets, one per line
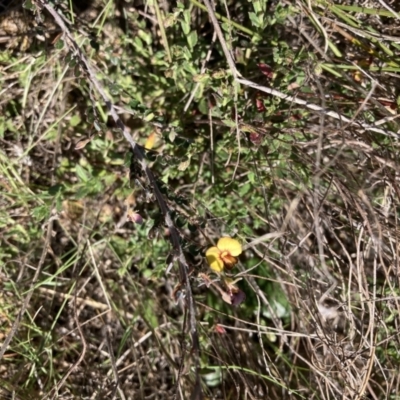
236,78,399,138
201,0,240,79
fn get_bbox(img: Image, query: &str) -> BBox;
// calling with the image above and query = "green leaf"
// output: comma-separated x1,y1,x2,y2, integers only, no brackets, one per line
180,19,190,35
193,73,209,83
134,36,143,50
249,12,261,28
70,115,81,127
187,30,198,50
75,165,89,182
110,56,120,66
55,39,64,50
183,9,191,25
144,112,155,122
48,184,64,196
23,0,34,10
138,30,152,45
76,185,91,199
32,205,50,222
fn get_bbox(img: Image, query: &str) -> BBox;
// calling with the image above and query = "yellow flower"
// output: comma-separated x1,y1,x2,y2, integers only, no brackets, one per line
206,237,242,272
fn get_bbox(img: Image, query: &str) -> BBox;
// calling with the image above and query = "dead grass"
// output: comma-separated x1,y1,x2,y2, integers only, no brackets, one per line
1,0,400,399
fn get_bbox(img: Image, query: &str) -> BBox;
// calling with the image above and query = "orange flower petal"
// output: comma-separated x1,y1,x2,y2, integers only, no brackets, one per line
217,237,242,256
206,246,224,272
220,253,238,269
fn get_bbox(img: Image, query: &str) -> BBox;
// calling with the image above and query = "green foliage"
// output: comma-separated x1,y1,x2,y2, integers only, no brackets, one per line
2,0,400,398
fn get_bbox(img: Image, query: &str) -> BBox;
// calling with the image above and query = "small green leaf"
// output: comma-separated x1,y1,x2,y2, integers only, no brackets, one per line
178,158,190,171
222,119,236,128
193,73,209,83
138,30,152,45
180,20,190,35
55,39,64,50
248,12,261,28
23,0,34,10
68,58,77,68
70,115,81,127
187,30,198,50
168,130,177,142
110,56,119,66
183,9,191,25
48,184,64,196
94,121,102,131
211,69,227,79
56,196,63,213
75,165,89,182
175,215,187,228
144,113,155,122
32,205,50,221
134,36,143,50
76,186,91,199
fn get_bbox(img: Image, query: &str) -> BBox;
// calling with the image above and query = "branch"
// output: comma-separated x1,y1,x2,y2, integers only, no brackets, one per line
33,1,202,397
